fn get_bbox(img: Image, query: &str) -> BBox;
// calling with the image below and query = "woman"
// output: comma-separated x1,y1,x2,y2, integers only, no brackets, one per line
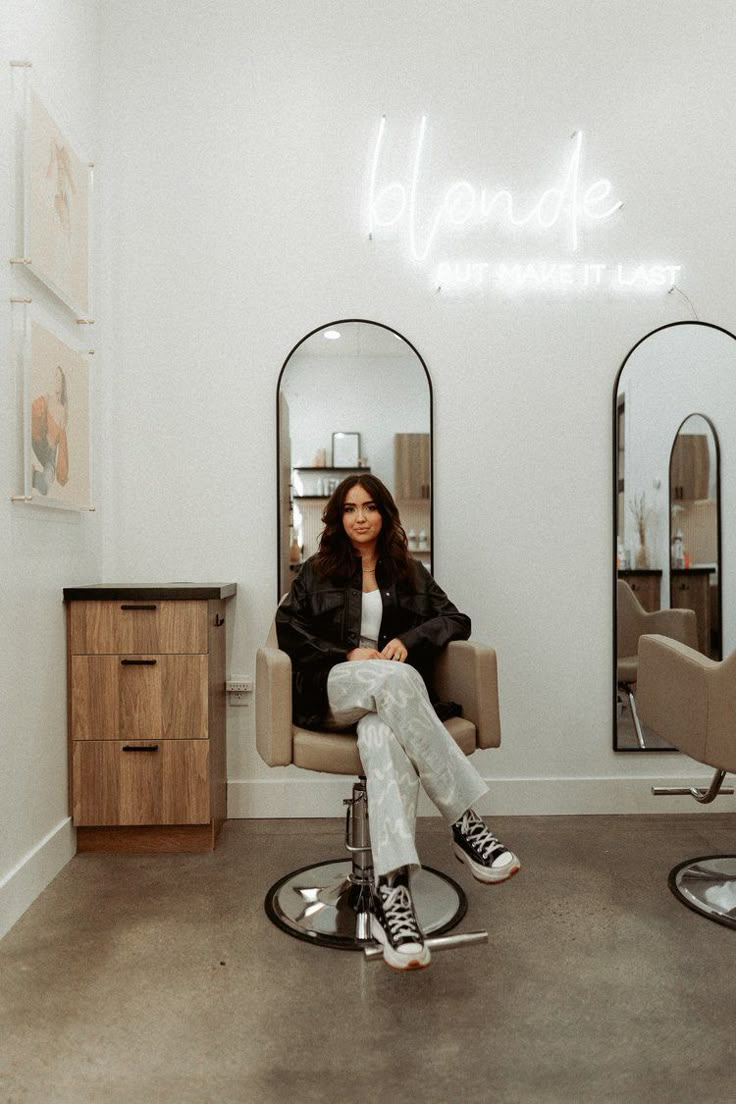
276,474,519,970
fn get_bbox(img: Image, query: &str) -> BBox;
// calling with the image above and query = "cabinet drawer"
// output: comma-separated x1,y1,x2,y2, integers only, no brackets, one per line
71,654,209,741
69,600,208,655
72,740,210,826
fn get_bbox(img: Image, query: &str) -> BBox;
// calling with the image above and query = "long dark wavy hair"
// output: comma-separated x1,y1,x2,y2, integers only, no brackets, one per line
314,474,413,583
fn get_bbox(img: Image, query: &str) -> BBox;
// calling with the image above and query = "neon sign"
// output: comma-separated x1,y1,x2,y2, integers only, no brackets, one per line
366,117,681,294
437,260,682,293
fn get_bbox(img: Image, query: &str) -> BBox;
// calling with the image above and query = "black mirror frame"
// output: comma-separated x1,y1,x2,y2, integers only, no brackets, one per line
276,318,434,601
612,320,736,753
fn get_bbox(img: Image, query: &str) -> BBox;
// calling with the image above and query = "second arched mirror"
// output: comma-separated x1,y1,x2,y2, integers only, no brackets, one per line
669,413,720,659
613,321,734,751
277,320,432,597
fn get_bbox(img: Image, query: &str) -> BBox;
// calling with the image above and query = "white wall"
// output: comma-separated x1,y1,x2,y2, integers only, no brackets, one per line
94,0,736,819
0,0,101,938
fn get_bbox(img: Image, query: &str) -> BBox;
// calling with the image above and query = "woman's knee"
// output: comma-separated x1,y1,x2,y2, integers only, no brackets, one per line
357,716,394,757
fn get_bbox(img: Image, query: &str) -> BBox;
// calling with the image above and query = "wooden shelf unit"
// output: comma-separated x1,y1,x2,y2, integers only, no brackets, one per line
64,583,236,853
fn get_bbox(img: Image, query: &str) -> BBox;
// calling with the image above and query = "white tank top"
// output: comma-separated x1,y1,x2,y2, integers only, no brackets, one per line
360,589,383,648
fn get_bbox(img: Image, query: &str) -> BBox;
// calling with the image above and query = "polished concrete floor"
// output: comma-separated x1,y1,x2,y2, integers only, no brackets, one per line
2,813,735,1104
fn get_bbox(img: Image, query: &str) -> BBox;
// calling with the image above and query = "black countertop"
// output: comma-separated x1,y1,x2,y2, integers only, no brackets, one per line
63,583,237,601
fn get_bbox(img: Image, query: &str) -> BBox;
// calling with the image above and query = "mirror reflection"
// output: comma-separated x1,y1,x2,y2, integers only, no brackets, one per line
614,322,735,751
669,415,720,658
277,321,432,596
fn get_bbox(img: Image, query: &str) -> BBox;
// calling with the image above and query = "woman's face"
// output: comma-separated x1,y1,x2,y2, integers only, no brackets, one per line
342,483,383,554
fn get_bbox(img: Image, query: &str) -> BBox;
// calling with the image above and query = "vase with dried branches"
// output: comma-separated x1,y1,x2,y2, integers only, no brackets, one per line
629,492,649,568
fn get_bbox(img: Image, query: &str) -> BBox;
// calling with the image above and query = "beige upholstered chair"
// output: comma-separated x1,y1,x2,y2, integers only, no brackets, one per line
617,579,697,748
256,618,501,949
637,634,736,929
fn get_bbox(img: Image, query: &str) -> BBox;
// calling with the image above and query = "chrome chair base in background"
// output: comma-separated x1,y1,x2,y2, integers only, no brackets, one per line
653,768,736,930
263,777,468,950
668,856,736,931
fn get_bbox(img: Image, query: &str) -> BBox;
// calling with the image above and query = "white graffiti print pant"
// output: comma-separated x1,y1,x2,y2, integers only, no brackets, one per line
326,660,489,878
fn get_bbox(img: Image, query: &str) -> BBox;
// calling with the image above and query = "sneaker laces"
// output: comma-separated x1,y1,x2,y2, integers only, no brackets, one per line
379,883,423,943
457,811,505,863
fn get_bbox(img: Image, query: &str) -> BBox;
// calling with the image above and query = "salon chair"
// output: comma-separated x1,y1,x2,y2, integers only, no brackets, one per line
255,618,501,950
616,579,697,749
637,634,736,929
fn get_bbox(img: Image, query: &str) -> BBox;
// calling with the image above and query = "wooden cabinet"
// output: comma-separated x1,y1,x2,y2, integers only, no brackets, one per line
64,583,236,852
670,434,710,502
394,433,430,500
618,571,661,613
670,569,713,657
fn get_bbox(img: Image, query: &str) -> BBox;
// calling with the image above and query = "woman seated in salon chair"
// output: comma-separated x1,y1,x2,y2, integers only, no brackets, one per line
276,474,520,971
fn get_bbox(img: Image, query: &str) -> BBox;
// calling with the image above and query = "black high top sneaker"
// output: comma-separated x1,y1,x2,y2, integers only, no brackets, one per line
371,868,431,971
452,809,521,883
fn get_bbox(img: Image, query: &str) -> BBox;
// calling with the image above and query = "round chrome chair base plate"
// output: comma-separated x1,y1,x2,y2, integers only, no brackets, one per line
669,855,736,930
264,859,467,950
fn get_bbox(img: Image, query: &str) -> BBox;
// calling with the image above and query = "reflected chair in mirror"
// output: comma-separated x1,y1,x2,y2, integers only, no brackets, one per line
255,616,501,952
616,579,697,749
637,634,736,929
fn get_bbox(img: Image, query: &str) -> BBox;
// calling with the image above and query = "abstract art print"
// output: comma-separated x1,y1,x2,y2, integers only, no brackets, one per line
27,91,90,315
27,321,90,510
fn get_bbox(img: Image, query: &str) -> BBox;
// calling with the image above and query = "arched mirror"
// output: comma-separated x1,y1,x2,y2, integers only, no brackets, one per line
669,414,720,659
613,321,735,751
277,320,432,597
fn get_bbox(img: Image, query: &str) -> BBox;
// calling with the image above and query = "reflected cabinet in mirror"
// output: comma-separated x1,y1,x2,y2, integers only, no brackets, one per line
277,320,432,597
613,321,735,751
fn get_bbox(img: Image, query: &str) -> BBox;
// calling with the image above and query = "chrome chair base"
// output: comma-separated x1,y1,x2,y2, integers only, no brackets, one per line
264,859,467,950
669,855,736,930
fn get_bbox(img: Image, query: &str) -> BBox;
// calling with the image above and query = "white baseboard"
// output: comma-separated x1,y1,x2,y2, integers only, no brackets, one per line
0,818,76,941
228,775,734,819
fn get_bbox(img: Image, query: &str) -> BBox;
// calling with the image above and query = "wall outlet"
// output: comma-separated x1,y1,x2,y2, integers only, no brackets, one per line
226,678,253,693
225,678,253,707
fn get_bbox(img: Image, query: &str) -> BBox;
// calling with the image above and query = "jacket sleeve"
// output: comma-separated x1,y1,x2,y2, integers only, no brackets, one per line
275,565,349,672
398,562,471,653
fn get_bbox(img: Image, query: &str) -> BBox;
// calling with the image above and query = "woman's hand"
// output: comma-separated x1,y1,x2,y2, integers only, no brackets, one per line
380,638,408,662
346,647,382,661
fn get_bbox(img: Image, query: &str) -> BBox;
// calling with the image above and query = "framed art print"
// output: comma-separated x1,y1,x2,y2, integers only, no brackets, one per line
25,90,90,316
25,320,91,510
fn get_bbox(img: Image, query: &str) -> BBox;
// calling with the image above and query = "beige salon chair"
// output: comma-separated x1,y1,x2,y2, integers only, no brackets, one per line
617,579,697,749
256,617,501,951
637,634,736,929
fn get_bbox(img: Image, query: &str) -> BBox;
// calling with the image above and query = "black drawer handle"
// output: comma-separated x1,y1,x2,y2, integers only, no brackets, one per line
120,658,158,666
120,603,158,611
214,614,225,627
122,745,160,752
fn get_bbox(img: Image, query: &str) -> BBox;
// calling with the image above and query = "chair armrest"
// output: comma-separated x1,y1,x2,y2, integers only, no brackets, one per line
433,640,501,749
255,646,294,766
636,634,736,771
643,607,698,649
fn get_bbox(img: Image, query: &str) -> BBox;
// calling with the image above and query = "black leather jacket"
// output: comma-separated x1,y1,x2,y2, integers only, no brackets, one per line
275,556,471,729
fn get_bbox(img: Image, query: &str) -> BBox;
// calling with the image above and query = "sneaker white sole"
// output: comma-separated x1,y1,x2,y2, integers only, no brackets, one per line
453,842,521,884
370,915,431,971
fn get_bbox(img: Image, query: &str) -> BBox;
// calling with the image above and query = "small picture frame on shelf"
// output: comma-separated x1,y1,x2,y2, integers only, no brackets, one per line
332,432,360,468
